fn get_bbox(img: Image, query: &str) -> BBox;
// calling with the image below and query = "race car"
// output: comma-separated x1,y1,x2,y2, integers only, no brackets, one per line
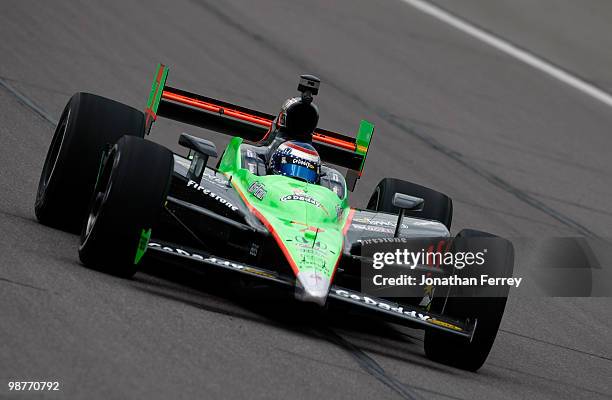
34,64,513,371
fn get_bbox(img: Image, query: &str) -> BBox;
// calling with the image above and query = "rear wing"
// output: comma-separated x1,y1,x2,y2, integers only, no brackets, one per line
144,64,374,190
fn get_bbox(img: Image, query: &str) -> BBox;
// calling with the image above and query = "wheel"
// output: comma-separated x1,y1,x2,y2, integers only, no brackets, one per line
366,178,453,229
424,229,514,371
35,93,145,233
78,136,173,278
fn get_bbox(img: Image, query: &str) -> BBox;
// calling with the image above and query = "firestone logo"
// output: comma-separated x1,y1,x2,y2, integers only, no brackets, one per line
187,180,238,211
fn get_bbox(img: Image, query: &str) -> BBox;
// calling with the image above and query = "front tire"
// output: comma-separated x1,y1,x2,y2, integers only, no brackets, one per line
35,93,145,233
78,136,173,278
424,229,514,371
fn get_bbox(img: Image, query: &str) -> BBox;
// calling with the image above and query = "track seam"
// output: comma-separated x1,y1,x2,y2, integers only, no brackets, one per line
318,327,424,400
381,115,598,237
192,0,597,238
500,329,612,362
0,277,47,292
0,77,58,126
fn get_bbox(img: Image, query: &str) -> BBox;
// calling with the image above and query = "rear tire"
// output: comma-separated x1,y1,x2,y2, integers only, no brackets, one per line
78,136,173,278
35,93,145,233
424,229,514,371
366,178,453,229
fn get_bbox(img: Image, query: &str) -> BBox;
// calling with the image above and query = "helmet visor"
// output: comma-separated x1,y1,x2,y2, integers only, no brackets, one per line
279,163,318,183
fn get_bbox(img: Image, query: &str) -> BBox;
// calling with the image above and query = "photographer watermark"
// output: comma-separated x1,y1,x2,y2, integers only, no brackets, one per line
359,236,612,298
371,246,522,288
361,236,516,298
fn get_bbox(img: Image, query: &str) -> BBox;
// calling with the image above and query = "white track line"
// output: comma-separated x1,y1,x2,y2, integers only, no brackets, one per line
401,0,612,108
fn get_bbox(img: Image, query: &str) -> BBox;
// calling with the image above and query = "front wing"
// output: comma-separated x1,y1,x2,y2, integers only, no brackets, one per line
146,239,476,340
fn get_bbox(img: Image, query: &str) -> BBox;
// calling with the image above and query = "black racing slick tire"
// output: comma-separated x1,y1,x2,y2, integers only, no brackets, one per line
35,92,145,233
366,178,453,230
78,136,173,278
424,229,514,371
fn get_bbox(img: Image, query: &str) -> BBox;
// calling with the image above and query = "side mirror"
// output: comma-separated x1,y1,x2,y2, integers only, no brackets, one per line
392,193,424,237
179,133,217,182
392,193,424,211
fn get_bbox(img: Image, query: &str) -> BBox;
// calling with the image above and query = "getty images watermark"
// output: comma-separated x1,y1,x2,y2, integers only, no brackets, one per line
359,237,612,298
371,247,522,288
359,237,518,298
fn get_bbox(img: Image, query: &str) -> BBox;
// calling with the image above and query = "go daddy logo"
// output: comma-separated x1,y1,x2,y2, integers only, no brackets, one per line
280,190,328,215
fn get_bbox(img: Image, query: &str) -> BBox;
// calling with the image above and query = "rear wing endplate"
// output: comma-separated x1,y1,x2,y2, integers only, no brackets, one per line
144,64,374,190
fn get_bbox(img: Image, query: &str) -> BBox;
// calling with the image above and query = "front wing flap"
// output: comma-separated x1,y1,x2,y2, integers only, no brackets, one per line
145,239,475,340
147,240,286,285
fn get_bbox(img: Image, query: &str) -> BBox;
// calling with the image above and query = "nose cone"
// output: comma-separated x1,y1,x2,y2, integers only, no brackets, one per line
243,176,346,307
295,271,331,306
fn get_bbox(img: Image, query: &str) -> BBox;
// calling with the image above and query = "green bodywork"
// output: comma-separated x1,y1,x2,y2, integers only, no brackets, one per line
218,137,352,284
356,120,375,172
134,228,152,264
146,63,169,115
140,64,375,297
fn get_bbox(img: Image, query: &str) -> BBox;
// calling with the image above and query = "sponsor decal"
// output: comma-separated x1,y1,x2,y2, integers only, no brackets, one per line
335,205,344,220
352,216,439,229
351,223,395,234
293,235,329,250
352,216,410,229
300,227,324,234
276,143,320,164
243,267,275,279
428,319,463,331
280,194,320,206
280,191,328,215
248,181,267,200
411,220,440,226
289,221,326,234
358,237,410,245
291,235,332,258
287,156,315,169
202,171,230,188
332,288,431,322
148,242,275,279
297,248,331,261
368,220,396,227
187,180,239,211
352,216,371,223
299,259,329,272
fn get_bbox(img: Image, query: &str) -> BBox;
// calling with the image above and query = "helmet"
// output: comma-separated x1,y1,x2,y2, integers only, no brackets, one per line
269,141,321,184
275,97,319,142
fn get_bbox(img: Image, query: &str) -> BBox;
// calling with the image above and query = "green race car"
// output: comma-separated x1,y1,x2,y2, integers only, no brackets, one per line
35,65,513,371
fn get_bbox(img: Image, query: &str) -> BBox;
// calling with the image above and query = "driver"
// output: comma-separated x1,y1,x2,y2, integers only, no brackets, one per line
269,141,321,184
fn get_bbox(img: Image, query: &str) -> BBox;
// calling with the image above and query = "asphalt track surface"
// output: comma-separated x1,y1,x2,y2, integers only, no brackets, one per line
1,1,611,399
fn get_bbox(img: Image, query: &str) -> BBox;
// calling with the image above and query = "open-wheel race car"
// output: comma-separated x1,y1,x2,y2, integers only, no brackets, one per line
35,64,513,371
